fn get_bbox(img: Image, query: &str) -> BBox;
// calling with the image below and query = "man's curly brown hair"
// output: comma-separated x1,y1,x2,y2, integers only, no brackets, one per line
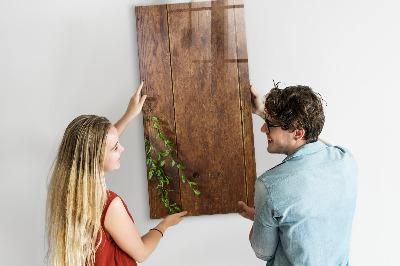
264,85,325,143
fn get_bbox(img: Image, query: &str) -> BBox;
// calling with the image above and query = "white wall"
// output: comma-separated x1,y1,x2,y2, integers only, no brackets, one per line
1,0,399,265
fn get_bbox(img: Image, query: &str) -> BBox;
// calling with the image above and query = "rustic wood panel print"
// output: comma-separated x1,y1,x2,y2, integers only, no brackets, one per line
136,0,256,218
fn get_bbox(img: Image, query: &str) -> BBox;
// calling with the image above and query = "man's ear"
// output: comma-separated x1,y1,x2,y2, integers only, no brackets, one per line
294,129,305,141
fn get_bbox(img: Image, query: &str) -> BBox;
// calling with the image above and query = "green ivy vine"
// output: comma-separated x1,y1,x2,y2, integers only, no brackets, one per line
144,114,200,214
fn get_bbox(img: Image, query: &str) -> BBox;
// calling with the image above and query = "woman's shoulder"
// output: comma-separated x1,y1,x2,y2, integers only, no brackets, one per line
102,190,121,224
105,190,134,222
106,190,128,206
107,190,119,201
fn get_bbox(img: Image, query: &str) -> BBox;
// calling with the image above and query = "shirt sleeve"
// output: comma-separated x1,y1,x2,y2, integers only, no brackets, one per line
250,178,279,261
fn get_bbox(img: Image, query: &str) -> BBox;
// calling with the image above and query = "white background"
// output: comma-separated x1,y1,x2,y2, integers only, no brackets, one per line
1,0,399,265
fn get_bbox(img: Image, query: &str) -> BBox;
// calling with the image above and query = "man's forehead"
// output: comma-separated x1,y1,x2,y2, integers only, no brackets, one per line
264,111,277,123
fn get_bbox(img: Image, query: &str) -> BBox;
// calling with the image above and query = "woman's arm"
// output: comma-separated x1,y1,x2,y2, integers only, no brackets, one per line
114,81,147,137
104,197,187,263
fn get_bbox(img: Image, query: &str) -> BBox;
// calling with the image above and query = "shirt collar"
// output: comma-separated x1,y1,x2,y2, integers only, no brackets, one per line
283,141,327,163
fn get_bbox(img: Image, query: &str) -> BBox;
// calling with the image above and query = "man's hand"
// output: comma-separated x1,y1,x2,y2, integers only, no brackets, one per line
249,85,265,119
238,201,255,221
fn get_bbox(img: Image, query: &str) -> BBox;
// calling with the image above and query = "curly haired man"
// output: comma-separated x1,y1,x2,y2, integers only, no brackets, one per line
238,84,358,266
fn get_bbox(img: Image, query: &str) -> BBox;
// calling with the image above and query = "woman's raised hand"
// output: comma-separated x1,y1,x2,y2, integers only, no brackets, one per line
125,81,147,120
114,81,147,136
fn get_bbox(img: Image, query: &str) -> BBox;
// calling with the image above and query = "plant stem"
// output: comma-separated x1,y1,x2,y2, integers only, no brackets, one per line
143,111,200,214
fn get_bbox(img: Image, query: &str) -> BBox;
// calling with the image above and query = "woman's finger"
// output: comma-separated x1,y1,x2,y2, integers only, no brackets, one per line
135,81,144,96
139,95,147,107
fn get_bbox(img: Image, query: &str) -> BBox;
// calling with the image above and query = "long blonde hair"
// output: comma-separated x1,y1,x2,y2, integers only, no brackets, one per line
46,115,111,265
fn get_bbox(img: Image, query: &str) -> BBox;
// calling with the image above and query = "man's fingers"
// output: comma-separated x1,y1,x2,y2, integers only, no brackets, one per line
249,85,258,98
238,200,249,210
238,210,249,218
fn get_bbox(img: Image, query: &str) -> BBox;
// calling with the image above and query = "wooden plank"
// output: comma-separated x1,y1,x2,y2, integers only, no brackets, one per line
233,0,257,207
167,0,247,216
136,1,255,217
135,5,181,219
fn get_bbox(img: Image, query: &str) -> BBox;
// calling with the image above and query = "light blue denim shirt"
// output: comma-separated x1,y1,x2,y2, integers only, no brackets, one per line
250,141,357,266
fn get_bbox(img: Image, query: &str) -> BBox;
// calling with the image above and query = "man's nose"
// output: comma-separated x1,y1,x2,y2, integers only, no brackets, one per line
261,123,269,133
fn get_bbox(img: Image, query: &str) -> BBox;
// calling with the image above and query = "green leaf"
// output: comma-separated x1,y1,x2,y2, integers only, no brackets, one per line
159,133,165,140
180,165,186,170
166,140,175,145
193,190,201,196
149,171,154,180
145,139,150,146
181,175,186,183
152,117,159,121
174,205,181,212
177,164,182,169
154,124,159,130
188,181,198,186
171,160,176,166
159,160,165,167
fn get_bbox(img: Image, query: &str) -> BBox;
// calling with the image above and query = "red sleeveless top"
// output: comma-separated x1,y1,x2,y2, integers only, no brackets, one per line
94,190,138,266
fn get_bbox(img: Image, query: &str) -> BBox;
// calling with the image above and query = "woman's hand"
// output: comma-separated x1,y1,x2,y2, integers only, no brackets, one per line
249,85,265,119
151,211,188,239
105,199,187,263
238,201,255,221
161,211,188,228
124,81,147,121
114,81,147,137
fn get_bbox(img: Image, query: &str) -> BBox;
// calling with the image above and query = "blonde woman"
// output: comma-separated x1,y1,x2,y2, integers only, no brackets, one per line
46,82,187,266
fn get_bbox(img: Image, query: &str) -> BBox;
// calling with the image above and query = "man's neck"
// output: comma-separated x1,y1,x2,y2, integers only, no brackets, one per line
286,140,307,155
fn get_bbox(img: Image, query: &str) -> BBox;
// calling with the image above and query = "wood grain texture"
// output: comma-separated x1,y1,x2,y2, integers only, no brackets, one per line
232,0,257,207
135,5,181,219
136,1,255,217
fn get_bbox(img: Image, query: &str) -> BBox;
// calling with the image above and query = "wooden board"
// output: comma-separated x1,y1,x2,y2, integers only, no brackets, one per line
136,0,256,218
